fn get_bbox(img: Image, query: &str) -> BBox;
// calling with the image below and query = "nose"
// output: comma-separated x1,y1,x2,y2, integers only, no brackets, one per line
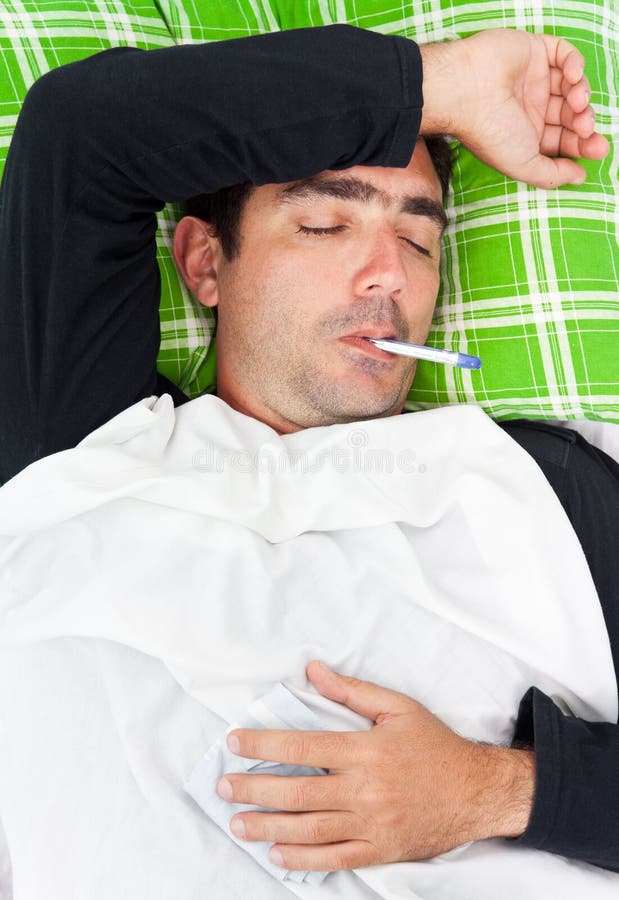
351,227,408,300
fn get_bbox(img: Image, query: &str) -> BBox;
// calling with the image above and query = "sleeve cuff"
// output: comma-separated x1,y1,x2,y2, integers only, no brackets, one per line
507,686,619,872
385,36,423,168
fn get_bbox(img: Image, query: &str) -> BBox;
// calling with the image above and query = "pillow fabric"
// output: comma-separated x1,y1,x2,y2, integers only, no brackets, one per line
161,0,618,422
1,0,617,421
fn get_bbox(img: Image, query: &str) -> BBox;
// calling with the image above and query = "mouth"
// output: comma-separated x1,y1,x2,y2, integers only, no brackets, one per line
338,331,400,361
343,329,398,341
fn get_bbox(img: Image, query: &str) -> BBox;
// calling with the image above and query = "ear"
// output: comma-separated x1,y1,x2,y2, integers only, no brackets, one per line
172,216,223,308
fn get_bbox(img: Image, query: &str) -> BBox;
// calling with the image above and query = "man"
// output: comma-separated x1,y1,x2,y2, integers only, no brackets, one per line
0,23,617,884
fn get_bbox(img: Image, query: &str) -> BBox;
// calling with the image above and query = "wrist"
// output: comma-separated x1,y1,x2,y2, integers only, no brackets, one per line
465,743,536,841
419,38,469,137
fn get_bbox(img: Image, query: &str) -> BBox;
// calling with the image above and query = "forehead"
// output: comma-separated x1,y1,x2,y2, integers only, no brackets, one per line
302,139,442,202
257,140,445,227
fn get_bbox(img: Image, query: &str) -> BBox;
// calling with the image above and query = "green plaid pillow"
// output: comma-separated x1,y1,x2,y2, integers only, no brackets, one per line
2,0,617,421
155,0,281,39
162,0,619,422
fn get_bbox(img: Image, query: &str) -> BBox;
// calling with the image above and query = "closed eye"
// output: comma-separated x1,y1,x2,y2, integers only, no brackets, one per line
296,224,431,257
297,225,346,236
402,239,431,257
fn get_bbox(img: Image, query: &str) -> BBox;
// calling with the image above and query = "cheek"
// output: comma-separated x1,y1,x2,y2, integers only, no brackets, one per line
283,245,341,281
221,249,284,315
424,267,441,303
257,247,338,310
404,264,440,326
405,257,440,294
242,241,305,288
226,254,316,339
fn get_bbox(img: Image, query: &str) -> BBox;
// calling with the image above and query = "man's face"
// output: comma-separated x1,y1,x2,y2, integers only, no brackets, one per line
184,140,445,433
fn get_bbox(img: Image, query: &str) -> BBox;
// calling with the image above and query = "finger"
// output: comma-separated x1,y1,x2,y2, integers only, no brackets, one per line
219,772,353,811
306,659,413,722
560,130,610,161
227,727,368,769
565,77,591,114
542,35,585,84
550,69,591,97
550,67,564,95
541,125,610,160
577,131,611,159
517,153,586,188
230,809,362,844
570,106,596,138
270,838,377,872
545,97,596,137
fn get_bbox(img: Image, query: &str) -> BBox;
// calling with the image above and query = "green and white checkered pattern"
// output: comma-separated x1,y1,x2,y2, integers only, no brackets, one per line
1,0,617,421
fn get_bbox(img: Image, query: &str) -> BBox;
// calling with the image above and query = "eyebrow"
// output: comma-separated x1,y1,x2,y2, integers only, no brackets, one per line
275,175,448,232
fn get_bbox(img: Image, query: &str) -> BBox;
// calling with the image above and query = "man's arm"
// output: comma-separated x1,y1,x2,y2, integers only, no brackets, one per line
502,422,619,871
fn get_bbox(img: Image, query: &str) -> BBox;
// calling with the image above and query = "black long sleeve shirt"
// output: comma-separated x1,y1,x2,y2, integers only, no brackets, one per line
0,23,617,873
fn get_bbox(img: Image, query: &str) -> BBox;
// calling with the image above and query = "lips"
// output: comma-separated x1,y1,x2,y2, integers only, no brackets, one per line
338,334,399,361
342,329,398,340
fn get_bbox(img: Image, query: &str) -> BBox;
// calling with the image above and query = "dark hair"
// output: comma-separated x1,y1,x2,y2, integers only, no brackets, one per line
424,135,454,204
184,136,453,261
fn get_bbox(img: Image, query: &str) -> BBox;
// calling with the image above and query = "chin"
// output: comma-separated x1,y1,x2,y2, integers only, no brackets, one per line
322,396,404,424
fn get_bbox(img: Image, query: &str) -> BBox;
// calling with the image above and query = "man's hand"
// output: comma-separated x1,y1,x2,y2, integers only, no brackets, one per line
217,660,536,872
420,29,610,188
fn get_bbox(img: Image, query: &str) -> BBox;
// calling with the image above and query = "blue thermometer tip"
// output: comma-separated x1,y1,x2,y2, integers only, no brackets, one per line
456,353,482,370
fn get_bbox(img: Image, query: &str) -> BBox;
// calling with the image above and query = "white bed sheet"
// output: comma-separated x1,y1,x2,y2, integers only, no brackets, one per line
0,409,617,900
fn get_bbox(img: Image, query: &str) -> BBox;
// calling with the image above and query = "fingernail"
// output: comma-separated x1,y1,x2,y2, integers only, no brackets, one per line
230,818,245,838
270,848,284,866
217,777,233,800
227,734,240,753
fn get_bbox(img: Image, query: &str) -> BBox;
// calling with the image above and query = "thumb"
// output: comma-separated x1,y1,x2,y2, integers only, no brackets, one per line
517,155,586,189
306,660,411,723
